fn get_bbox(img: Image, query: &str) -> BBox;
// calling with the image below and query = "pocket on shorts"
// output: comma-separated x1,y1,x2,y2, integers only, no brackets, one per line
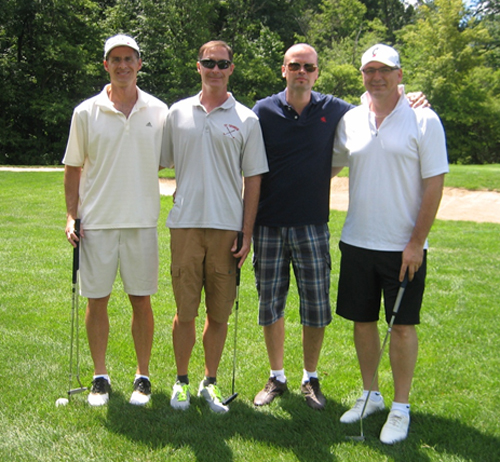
210,265,236,301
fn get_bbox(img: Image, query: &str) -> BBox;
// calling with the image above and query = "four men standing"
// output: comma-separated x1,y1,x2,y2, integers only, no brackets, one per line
64,35,447,444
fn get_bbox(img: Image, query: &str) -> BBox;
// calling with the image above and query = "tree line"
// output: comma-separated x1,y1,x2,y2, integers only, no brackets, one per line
1,0,499,165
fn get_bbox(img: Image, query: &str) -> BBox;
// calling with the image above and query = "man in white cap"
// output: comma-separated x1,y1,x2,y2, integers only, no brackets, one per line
63,34,168,407
332,43,448,443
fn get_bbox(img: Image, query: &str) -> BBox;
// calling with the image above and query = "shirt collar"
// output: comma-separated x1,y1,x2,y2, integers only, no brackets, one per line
194,91,236,110
96,84,147,110
278,89,321,113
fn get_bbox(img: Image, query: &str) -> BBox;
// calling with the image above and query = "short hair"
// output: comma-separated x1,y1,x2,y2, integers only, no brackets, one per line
198,40,233,62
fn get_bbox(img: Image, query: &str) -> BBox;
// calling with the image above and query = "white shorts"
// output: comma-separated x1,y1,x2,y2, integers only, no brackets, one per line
80,228,159,298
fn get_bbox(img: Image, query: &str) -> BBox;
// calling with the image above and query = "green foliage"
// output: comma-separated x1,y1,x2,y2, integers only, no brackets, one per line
315,63,364,103
0,0,105,165
398,0,500,164
0,0,499,165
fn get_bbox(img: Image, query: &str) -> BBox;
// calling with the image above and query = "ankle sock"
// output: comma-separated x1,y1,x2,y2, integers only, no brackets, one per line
135,374,149,382
391,401,410,416
177,374,189,385
93,374,110,384
203,376,217,387
302,369,318,384
270,369,286,384
362,390,383,402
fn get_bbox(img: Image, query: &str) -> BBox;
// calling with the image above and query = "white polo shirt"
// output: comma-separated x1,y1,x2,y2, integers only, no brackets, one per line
332,86,449,251
161,92,268,230
63,85,168,229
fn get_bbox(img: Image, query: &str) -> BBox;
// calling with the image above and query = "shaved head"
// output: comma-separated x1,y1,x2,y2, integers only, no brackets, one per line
283,44,318,65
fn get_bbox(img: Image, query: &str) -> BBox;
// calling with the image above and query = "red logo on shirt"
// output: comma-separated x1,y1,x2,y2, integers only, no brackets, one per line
321,117,327,123
223,124,240,138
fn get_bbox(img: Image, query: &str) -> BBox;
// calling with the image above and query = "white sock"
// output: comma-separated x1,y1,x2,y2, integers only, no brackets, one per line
270,369,286,383
93,374,110,384
362,390,383,402
391,401,410,416
134,374,149,382
302,369,318,384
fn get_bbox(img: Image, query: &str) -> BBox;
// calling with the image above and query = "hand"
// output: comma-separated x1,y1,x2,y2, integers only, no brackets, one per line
231,232,248,268
400,241,424,282
65,217,82,248
407,91,430,109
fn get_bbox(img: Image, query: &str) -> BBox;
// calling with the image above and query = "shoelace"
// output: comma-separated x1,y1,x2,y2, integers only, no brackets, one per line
207,384,223,401
92,378,109,394
134,378,151,394
176,384,189,401
386,412,406,428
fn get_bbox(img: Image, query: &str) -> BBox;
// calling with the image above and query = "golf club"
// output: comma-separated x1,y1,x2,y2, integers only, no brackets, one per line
223,231,244,406
66,219,87,398
347,272,409,442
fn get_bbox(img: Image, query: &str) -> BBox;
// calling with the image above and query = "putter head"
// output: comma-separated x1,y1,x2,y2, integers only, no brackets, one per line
68,387,88,396
346,435,365,442
222,392,238,406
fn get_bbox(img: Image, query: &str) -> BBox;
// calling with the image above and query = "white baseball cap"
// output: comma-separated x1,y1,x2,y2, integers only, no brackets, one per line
104,34,140,58
360,44,400,70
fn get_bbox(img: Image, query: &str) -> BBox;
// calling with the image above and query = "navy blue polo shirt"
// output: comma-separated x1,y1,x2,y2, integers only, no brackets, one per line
253,90,353,227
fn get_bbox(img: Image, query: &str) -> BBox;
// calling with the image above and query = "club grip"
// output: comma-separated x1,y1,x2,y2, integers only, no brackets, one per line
72,219,80,284
235,232,243,286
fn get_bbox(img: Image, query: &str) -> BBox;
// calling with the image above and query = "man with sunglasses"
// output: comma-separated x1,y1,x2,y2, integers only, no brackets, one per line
333,44,447,444
161,40,268,413
252,43,428,411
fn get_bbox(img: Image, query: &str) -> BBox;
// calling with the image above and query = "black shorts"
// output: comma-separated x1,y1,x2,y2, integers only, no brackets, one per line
336,242,427,325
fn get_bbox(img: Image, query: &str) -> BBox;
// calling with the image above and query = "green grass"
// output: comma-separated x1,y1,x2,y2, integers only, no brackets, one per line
0,170,499,461
445,164,500,191
337,164,500,191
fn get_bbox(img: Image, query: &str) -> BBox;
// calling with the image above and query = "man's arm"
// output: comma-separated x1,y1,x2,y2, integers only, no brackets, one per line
64,165,82,248
331,166,344,178
234,174,262,267
401,173,445,281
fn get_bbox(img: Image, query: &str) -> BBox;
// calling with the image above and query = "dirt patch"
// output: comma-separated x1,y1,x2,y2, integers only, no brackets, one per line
159,177,500,224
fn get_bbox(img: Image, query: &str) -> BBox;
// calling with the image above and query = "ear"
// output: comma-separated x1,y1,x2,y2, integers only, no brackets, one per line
281,65,286,79
397,68,403,83
103,59,109,73
197,61,202,75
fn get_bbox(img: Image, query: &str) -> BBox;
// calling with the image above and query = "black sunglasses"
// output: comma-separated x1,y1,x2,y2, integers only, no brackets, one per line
199,59,232,70
286,62,317,73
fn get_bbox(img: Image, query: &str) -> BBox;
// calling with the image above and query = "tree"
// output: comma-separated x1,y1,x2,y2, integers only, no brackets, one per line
0,0,105,165
398,0,500,163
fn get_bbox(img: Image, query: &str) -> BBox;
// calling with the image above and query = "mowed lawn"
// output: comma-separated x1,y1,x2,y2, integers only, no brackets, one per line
0,169,499,462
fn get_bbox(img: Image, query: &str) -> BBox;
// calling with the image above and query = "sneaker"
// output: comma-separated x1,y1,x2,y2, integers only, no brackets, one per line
198,380,229,413
254,377,288,406
129,377,151,406
340,396,385,423
380,410,410,444
88,377,111,407
301,377,326,410
171,381,190,410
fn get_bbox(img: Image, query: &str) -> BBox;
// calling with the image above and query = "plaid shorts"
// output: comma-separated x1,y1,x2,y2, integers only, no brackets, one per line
253,224,332,328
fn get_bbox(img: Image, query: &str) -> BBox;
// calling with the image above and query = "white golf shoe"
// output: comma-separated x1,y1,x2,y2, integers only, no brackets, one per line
198,380,229,413
170,381,190,410
380,410,410,444
340,396,385,423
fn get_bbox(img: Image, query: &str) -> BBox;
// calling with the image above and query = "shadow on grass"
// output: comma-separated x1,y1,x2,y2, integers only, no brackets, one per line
102,391,500,462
